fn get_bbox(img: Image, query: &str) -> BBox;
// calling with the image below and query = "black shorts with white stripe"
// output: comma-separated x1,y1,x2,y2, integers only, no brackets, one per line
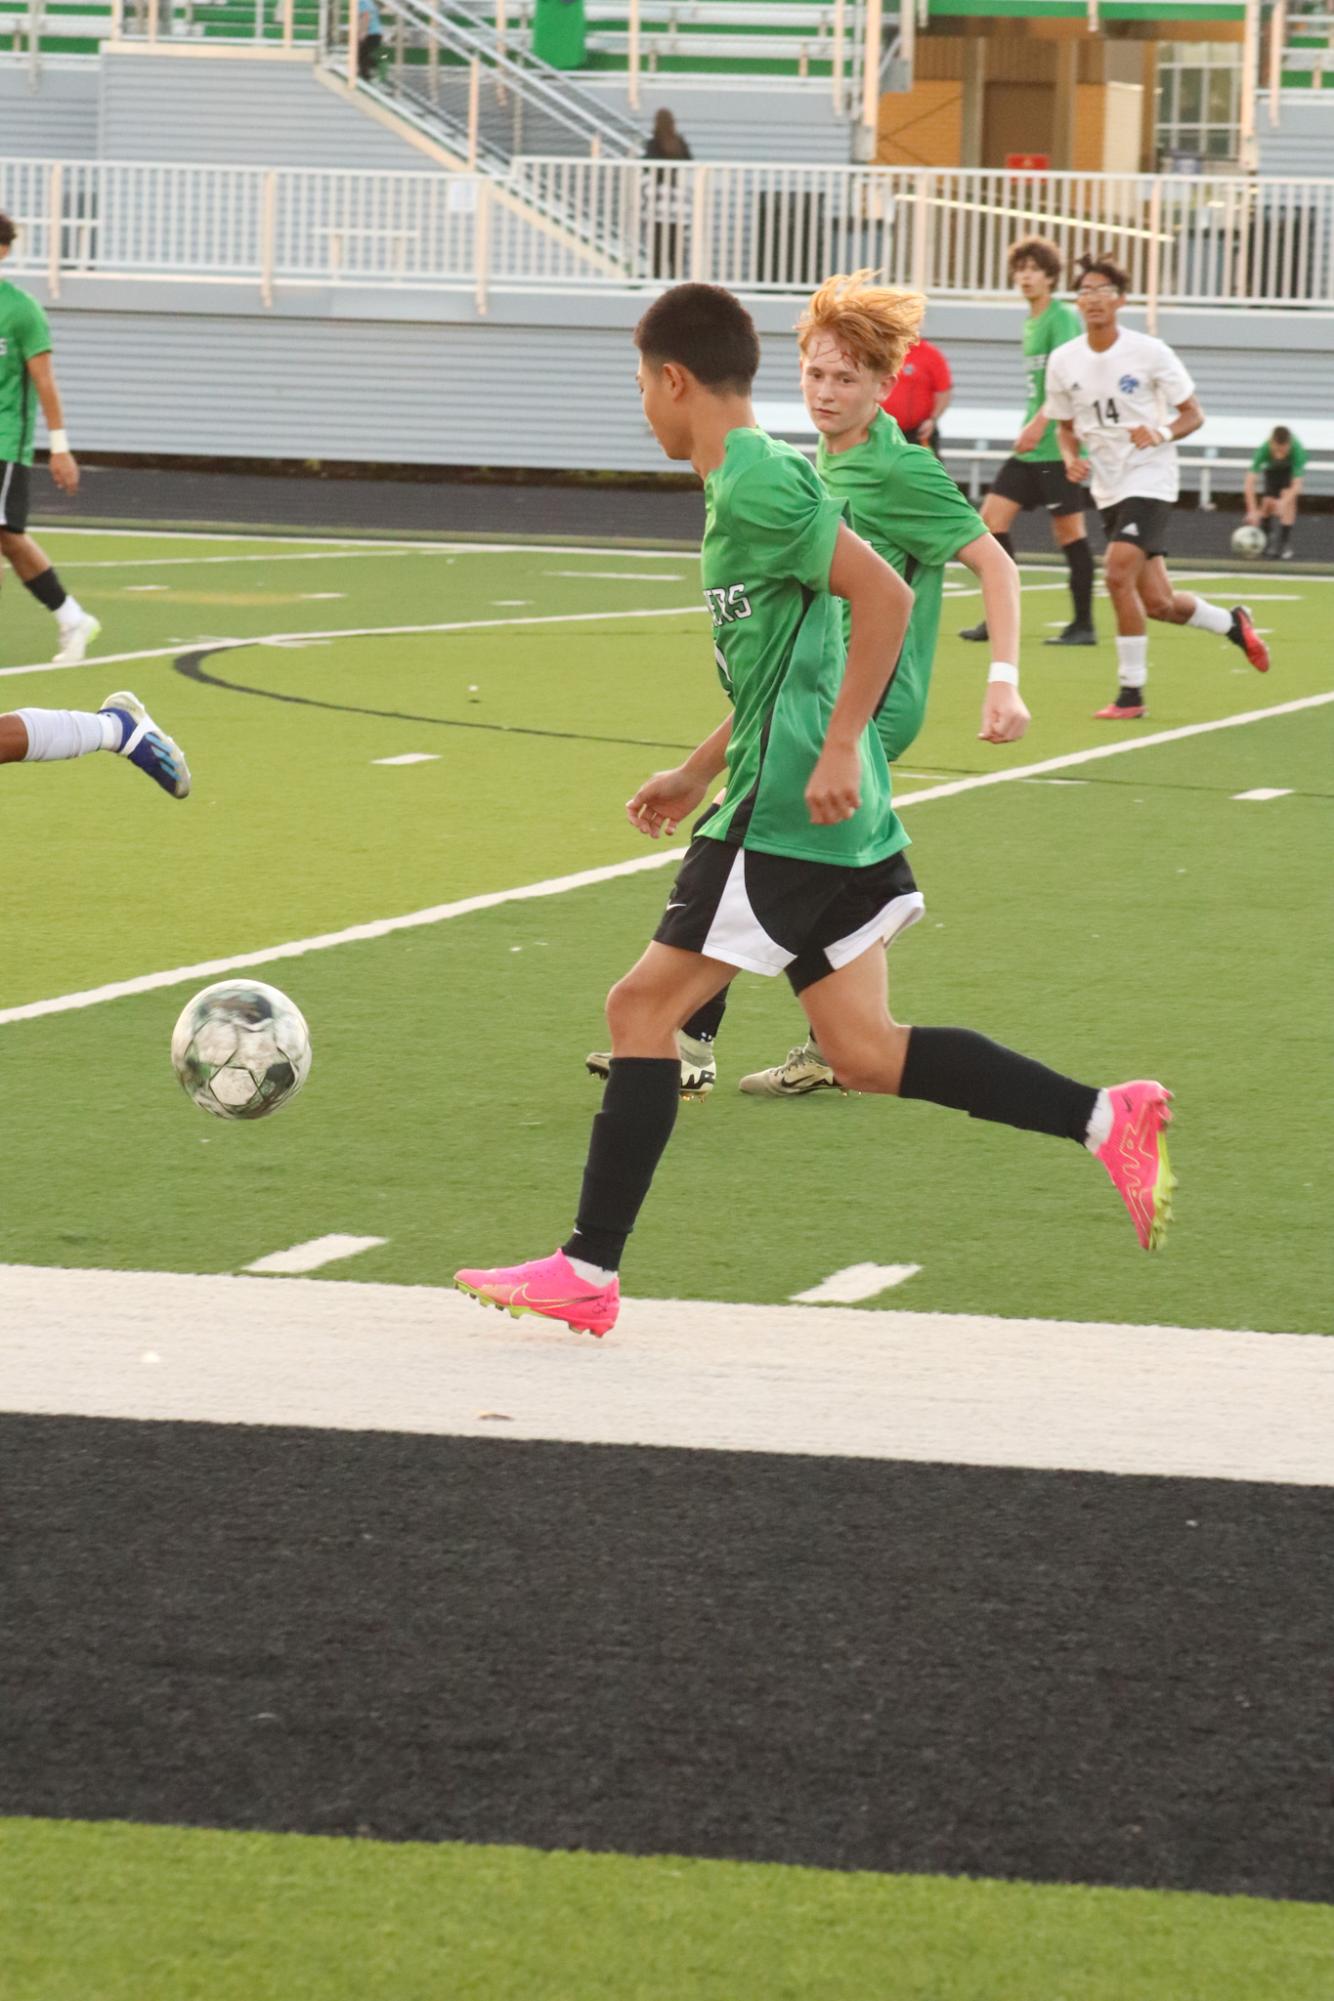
1099,495,1173,558
653,835,924,995
0,461,32,533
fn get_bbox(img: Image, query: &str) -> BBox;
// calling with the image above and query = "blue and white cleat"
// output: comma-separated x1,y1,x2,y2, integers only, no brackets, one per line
100,689,192,800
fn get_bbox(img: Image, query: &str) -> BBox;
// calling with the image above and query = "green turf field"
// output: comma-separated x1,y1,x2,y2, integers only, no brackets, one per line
1,531,1330,1328
2,528,1331,1996
6,1817,1334,2001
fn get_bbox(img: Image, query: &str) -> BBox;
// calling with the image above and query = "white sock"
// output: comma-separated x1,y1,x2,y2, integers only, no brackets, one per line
1084,1088,1114,1154
14,706,118,761
1114,635,1148,689
54,593,86,633
1187,597,1233,637
566,1253,616,1287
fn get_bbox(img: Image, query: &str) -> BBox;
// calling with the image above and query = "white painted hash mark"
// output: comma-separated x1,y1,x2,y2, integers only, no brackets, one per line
373,753,440,767
3,688,1331,1032
1233,788,1293,801
245,1235,387,1276
791,1263,922,1304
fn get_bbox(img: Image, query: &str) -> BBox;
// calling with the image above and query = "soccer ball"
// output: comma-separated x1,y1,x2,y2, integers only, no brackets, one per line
171,979,312,1120
1231,523,1266,558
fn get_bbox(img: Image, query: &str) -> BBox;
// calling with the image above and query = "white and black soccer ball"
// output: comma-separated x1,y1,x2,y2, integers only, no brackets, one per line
1231,523,1266,558
171,978,312,1120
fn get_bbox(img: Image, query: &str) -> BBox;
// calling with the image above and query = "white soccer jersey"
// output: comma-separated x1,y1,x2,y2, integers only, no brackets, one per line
1044,329,1196,508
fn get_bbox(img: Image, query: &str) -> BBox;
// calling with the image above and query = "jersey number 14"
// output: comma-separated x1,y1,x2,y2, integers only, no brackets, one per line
1093,396,1122,426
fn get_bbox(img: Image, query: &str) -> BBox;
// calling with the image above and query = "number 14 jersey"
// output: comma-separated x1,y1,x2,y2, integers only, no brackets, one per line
1044,327,1195,508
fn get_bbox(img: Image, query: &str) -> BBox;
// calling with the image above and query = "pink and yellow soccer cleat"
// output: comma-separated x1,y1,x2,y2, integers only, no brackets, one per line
454,1249,620,1337
1096,1081,1175,1251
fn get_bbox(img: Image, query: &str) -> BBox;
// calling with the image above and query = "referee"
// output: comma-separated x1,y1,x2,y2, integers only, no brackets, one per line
0,210,99,665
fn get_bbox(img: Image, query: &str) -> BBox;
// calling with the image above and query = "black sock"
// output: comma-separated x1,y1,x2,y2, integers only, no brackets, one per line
23,566,68,614
682,991,728,1043
1280,523,1292,548
1063,539,1094,625
993,530,1015,561
899,1026,1098,1145
1117,685,1143,707
563,1057,679,1272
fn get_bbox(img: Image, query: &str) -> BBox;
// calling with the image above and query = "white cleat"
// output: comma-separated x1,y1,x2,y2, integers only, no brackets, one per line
738,1042,843,1098
100,689,191,799
586,1031,717,1098
52,613,103,668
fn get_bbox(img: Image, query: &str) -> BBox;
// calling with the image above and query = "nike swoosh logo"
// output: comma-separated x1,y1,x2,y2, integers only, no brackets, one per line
665,901,687,910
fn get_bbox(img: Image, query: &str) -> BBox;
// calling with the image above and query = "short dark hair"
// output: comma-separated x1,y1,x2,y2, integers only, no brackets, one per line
0,212,17,248
634,283,761,392
1074,253,1129,294
1008,235,1062,283
1271,424,1292,446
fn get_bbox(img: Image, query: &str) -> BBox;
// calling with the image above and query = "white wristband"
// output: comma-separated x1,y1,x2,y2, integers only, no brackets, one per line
49,429,69,454
987,662,1020,686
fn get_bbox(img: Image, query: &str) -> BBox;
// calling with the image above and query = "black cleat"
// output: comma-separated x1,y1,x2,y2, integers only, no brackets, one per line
1044,621,1098,646
958,621,989,643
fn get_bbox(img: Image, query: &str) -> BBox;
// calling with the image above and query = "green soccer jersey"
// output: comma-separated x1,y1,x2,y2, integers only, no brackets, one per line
0,281,52,466
700,427,905,869
1017,299,1082,464
1252,433,1308,476
818,412,987,763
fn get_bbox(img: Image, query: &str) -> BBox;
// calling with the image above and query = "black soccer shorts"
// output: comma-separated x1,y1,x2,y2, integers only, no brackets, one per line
990,455,1087,517
0,462,32,534
1099,496,1173,559
653,836,924,994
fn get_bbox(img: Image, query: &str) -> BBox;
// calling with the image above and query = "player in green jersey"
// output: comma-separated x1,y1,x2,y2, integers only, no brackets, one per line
454,284,1174,1335
960,236,1095,650
1244,425,1307,560
588,269,1031,1098
0,213,189,795
0,212,101,667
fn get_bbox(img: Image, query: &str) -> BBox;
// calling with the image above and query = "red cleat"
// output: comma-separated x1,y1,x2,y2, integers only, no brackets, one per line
1229,605,1270,673
1094,701,1148,720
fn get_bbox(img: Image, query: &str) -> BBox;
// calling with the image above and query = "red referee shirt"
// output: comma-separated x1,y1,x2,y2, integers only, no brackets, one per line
882,338,952,434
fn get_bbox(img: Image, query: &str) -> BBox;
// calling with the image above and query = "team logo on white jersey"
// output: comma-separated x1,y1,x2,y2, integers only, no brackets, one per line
1119,375,1140,394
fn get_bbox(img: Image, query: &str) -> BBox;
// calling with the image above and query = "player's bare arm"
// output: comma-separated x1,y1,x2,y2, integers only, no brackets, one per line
1129,392,1204,454
626,714,733,839
1012,412,1047,455
808,524,912,825
1057,419,1089,482
26,352,78,494
956,533,1030,744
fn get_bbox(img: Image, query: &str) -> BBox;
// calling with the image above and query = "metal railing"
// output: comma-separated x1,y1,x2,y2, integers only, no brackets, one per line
510,159,1334,308
321,0,643,165
3,156,1332,313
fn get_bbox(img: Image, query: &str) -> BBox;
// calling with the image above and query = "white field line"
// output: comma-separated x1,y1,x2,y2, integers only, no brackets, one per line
244,1235,387,1276
42,526,698,558
57,547,471,571
3,686,1330,1032
791,1263,921,1303
2,1264,1330,1486
0,603,705,682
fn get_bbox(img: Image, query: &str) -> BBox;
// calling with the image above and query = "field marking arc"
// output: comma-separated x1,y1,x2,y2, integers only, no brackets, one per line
3,685,1330,1031
0,604,707,683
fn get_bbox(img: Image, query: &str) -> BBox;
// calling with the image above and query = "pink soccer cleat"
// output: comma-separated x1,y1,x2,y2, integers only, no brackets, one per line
1096,1081,1176,1251
454,1249,620,1337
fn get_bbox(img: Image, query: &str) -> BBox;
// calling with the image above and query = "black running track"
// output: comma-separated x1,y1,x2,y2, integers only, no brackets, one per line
2,1414,1329,1901
31,460,1301,566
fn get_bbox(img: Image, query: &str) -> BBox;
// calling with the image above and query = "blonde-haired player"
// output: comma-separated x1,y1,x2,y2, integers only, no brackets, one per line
589,269,1031,1099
